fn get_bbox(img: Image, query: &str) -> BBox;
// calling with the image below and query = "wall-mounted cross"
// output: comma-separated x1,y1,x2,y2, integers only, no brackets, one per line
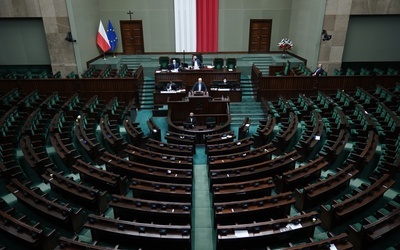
127,10,133,20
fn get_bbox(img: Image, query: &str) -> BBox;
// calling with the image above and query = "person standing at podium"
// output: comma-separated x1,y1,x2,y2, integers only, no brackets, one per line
191,78,207,92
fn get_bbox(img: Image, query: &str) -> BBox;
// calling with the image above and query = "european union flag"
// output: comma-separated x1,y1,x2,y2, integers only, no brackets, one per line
106,20,118,51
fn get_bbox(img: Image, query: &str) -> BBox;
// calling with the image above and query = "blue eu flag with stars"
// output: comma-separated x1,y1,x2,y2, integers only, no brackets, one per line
106,20,118,51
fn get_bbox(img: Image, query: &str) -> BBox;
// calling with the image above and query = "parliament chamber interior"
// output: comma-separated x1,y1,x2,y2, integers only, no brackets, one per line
1,1,400,248
0,54,400,250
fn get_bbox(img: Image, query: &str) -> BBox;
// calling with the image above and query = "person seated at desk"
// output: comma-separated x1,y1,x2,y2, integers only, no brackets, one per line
191,78,208,92
185,112,198,128
165,81,176,91
169,59,180,71
312,63,324,76
213,78,237,90
192,55,202,69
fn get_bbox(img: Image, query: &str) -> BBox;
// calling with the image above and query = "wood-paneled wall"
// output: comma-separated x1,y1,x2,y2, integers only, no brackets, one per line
0,66,144,105
251,65,400,101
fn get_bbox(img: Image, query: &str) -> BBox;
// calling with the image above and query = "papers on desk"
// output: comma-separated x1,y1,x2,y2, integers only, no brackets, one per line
329,245,338,250
234,230,249,237
286,223,303,230
170,69,179,72
160,89,186,94
218,88,230,91
279,223,302,233
207,65,214,69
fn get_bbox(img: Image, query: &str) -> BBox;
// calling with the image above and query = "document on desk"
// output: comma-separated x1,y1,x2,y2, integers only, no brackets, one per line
234,230,249,237
286,223,302,230
329,245,338,250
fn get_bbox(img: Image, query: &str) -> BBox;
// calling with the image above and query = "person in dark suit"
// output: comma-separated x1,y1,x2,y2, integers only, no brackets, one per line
166,81,176,91
169,59,180,70
191,78,207,92
192,55,202,69
312,63,324,76
186,112,198,127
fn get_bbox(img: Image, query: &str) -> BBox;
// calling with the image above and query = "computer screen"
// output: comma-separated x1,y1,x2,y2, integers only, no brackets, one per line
206,121,216,129
183,122,192,129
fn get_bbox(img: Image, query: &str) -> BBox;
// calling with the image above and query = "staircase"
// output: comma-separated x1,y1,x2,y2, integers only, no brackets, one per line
240,75,255,102
242,55,274,76
119,57,143,70
229,101,266,127
139,76,155,109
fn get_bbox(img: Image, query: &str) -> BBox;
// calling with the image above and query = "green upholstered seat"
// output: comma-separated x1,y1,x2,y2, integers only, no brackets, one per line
159,56,170,70
213,58,224,69
226,58,237,69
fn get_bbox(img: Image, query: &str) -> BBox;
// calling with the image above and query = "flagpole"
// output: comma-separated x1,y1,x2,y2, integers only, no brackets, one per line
113,52,116,58
103,53,106,60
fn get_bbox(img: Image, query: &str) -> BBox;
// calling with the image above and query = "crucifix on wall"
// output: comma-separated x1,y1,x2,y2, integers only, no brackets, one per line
127,10,133,20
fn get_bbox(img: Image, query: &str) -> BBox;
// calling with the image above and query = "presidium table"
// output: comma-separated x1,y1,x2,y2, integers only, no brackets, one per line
154,68,242,107
167,91,231,144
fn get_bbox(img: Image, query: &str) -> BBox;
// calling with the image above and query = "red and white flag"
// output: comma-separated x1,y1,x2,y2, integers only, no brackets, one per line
174,0,218,53
96,20,111,52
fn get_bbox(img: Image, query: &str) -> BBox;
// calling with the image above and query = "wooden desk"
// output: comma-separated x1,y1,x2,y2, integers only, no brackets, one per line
0,199,58,250
130,178,192,202
212,177,275,202
101,152,192,184
125,144,193,169
295,163,359,211
217,211,320,250
153,90,187,107
146,138,195,156
42,168,108,213
71,159,128,195
214,191,295,225
85,214,190,249
167,95,231,144
57,236,123,250
154,88,242,106
206,137,253,156
155,68,241,90
7,178,84,233
320,174,394,230
110,195,191,225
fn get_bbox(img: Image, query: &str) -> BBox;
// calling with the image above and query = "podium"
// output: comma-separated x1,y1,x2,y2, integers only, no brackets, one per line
187,91,211,114
167,92,231,143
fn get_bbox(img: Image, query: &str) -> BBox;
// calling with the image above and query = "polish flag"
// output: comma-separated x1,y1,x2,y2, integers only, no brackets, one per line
174,0,218,53
97,20,111,52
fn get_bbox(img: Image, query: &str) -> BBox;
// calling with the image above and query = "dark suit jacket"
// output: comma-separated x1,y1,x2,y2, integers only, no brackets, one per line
186,116,198,127
313,67,324,76
170,62,180,70
192,58,202,67
191,82,207,92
